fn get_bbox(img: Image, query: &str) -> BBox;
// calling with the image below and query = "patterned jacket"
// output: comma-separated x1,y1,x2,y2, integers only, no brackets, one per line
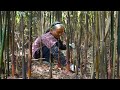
32,32,66,66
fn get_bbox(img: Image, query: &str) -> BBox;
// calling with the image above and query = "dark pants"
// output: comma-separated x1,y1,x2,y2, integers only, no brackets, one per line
33,46,53,62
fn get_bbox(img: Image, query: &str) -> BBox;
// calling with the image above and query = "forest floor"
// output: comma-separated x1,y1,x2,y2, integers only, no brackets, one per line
31,61,80,79
30,46,93,79
6,46,93,79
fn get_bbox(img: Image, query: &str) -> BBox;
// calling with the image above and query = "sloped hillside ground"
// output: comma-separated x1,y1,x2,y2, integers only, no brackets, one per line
31,61,80,79
30,46,93,79
6,46,93,79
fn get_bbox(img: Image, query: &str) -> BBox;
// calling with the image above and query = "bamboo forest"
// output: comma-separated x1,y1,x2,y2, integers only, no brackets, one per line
0,11,120,79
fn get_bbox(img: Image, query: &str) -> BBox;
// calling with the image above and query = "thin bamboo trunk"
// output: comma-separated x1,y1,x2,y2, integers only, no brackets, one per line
84,12,88,77
66,11,70,71
100,11,105,79
75,32,79,75
111,11,114,79
0,11,7,78
21,13,26,79
95,11,100,79
49,46,52,79
11,11,15,78
117,11,120,78
6,11,10,77
91,12,95,79
28,11,32,79
39,11,43,64
113,11,117,79
49,13,52,79
57,11,62,68
114,11,118,79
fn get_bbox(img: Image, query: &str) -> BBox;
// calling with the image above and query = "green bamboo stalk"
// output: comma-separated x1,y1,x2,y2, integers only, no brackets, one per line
39,11,43,64
4,11,10,78
104,13,111,79
37,12,40,33
117,11,120,78
11,11,15,78
75,32,79,75
113,11,117,79
78,13,82,72
15,13,19,75
100,11,105,79
49,47,52,79
91,11,95,79
84,12,88,76
40,11,44,63
53,11,55,22
33,12,36,35
110,11,115,79
28,11,32,79
21,12,26,79
57,11,62,68
115,11,118,78
75,12,81,76
104,14,111,79
95,11,100,79
39,11,42,36
69,12,73,64
0,11,7,79
50,11,52,25
107,11,114,79
43,12,46,31
6,11,10,77
66,11,70,71
79,12,84,78
49,13,52,79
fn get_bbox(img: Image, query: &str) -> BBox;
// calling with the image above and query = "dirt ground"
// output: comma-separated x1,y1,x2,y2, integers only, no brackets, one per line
30,61,81,79
6,46,93,79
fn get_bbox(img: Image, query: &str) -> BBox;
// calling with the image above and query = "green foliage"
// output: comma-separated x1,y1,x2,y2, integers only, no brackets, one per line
0,11,119,79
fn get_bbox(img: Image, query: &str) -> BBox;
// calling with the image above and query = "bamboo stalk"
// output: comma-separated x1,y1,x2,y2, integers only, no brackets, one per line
21,12,26,79
39,11,43,64
117,11,120,78
66,11,70,71
49,46,52,79
100,11,105,79
11,11,15,78
6,11,10,77
84,11,88,76
49,13,52,79
110,11,115,79
91,12,95,79
95,11,100,79
113,11,117,79
0,11,7,79
28,11,32,79
114,11,118,79
75,32,79,75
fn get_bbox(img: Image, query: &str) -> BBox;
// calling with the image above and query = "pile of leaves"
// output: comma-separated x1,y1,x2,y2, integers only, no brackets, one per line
6,46,93,79
31,61,80,79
